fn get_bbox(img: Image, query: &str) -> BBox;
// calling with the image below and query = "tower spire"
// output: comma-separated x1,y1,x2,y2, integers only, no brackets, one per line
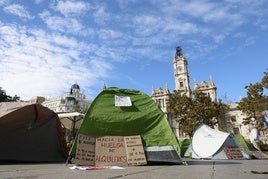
102,83,107,90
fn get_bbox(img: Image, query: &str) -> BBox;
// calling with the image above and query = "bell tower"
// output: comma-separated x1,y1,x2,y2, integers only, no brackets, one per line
173,46,191,97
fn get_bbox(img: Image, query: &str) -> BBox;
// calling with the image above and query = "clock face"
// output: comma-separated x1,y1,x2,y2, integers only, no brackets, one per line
177,66,183,72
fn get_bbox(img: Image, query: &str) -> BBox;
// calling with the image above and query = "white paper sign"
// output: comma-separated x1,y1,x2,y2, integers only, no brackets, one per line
115,95,132,107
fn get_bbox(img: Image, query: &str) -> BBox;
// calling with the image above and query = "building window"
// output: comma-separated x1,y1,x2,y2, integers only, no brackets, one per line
233,127,240,134
156,99,165,108
180,81,184,87
231,116,236,122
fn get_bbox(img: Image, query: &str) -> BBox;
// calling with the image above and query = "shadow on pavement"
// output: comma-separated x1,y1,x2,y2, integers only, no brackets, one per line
183,159,242,165
0,160,65,165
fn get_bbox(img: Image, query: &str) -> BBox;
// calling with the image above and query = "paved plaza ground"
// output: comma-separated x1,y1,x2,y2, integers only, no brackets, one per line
0,159,268,179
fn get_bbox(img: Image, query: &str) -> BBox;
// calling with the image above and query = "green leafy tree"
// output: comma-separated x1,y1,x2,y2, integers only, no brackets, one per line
0,87,9,102
0,87,20,102
168,90,228,137
11,95,20,101
261,69,268,89
213,99,231,132
238,83,266,124
238,69,268,127
168,91,192,135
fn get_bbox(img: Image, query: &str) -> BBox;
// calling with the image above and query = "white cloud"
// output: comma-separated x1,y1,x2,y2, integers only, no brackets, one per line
164,22,200,35
0,23,112,100
1,0,267,101
116,0,137,9
133,15,162,36
39,11,84,34
93,5,111,25
244,36,256,46
55,0,90,17
98,29,124,40
3,4,34,20
203,8,243,27
35,0,44,4
89,59,112,76
179,1,215,18
0,0,9,6
214,34,225,43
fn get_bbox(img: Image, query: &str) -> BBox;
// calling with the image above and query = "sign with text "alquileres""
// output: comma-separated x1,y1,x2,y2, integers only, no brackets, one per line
75,134,147,166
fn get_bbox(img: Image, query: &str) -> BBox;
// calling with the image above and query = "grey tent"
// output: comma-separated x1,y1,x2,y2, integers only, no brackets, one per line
0,102,68,162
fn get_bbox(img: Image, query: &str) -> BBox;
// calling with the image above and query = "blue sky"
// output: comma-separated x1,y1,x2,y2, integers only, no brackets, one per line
0,0,267,103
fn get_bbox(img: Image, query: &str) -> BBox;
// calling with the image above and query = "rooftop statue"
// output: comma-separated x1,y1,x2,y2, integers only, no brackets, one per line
175,46,184,58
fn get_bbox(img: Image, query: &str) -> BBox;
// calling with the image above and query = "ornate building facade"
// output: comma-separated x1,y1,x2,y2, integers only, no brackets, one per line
151,46,217,138
42,83,90,113
193,77,217,102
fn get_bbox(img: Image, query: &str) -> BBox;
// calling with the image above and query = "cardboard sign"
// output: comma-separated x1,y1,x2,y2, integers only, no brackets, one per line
74,134,147,166
95,136,128,166
124,135,147,166
75,134,95,166
224,147,244,160
251,151,268,159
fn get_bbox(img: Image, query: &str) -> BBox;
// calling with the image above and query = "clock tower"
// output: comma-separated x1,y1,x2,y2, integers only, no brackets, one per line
173,46,191,97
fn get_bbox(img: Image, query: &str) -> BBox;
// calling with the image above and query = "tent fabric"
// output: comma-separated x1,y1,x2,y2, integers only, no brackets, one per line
234,134,254,152
58,112,84,130
0,101,30,117
184,124,239,159
0,102,68,162
179,138,192,157
69,87,181,163
192,124,230,158
58,112,85,118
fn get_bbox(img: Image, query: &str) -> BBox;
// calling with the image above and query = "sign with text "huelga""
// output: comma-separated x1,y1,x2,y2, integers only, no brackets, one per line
75,134,147,166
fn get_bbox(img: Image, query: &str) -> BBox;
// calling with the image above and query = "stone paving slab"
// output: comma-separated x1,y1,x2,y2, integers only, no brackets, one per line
0,159,268,179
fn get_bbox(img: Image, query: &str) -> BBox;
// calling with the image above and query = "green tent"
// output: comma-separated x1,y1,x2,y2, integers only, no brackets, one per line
69,87,181,164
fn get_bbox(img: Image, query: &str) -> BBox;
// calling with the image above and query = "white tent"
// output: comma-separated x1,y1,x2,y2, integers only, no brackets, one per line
184,124,247,159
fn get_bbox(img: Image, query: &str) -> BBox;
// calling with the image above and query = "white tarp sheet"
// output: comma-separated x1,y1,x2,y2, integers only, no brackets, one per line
58,112,84,118
192,124,229,158
58,112,85,130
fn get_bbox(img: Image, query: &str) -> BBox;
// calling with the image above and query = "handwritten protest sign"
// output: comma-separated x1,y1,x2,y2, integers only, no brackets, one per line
124,135,147,166
75,134,95,166
95,136,127,166
224,147,244,160
75,134,147,166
